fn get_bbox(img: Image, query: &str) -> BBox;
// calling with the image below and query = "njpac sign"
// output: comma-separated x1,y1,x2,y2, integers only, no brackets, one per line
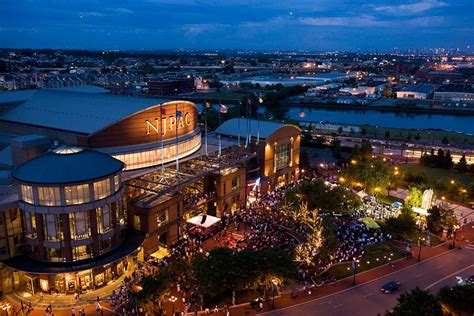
145,112,192,136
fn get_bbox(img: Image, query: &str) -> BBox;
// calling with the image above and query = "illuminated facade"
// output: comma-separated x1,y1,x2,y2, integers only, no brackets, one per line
2,146,142,294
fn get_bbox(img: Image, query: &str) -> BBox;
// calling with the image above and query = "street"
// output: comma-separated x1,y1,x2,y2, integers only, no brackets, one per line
261,246,474,316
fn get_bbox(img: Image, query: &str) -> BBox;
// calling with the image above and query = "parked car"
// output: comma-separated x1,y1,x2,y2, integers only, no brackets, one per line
467,275,474,285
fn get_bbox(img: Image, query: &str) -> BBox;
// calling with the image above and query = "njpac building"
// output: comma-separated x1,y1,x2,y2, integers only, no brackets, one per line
0,86,300,296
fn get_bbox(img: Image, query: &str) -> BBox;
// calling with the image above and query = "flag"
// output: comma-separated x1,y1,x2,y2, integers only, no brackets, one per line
176,110,182,117
161,108,166,115
205,101,211,109
246,99,252,105
219,104,228,114
258,97,263,104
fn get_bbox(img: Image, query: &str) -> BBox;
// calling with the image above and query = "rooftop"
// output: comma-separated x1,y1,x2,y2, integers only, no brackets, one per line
436,84,474,93
399,84,437,94
12,147,124,184
0,88,171,135
215,118,300,140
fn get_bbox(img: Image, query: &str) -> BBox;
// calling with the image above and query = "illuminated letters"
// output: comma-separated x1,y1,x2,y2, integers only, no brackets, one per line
146,111,192,136
185,112,191,126
146,119,159,135
169,116,176,131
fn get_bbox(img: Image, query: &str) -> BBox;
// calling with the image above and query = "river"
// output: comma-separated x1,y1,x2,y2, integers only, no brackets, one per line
286,107,474,135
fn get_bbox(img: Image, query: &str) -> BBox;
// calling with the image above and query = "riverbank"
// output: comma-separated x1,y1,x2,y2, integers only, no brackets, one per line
281,100,474,116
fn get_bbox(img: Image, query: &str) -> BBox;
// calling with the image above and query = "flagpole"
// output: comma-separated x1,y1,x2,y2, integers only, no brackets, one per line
218,100,222,158
245,99,249,148
160,106,164,173
205,103,208,156
175,103,179,178
237,101,241,146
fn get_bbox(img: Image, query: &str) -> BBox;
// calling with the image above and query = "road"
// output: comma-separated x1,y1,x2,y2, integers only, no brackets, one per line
261,246,474,316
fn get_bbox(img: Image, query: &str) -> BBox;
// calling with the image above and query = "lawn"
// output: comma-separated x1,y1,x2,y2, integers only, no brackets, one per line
377,195,404,205
309,124,474,146
322,242,404,280
399,164,473,187
362,125,474,146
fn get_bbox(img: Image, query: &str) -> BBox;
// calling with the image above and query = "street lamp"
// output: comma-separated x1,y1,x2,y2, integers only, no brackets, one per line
352,259,358,285
169,295,178,315
417,237,425,262
271,278,278,310
460,189,467,203
452,225,460,248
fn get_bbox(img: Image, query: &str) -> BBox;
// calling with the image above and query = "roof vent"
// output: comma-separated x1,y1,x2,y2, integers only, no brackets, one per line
52,145,83,155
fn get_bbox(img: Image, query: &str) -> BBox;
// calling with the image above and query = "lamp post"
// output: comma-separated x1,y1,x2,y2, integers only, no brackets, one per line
352,259,357,286
169,295,178,315
452,225,460,248
271,279,277,310
417,237,425,262
460,189,467,203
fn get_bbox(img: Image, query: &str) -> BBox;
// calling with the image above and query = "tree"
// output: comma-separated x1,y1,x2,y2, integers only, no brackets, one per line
300,149,311,170
384,130,390,140
455,154,468,173
442,136,449,145
342,158,392,195
386,287,442,316
361,127,367,136
350,144,361,159
385,208,417,240
404,187,423,209
414,133,421,141
360,140,373,160
437,285,474,315
337,126,343,134
382,87,392,97
427,205,457,234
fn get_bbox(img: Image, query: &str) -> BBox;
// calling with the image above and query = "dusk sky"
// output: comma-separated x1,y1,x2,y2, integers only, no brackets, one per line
0,0,473,51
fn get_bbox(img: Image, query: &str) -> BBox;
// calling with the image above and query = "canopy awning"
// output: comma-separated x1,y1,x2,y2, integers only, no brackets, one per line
412,207,428,216
357,191,368,199
391,201,403,208
358,217,380,229
187,214,221,228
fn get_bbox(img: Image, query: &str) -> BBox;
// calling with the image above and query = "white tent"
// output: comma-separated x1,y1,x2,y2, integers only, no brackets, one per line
412,207,428,216
357,191,368,199
186,214,221,228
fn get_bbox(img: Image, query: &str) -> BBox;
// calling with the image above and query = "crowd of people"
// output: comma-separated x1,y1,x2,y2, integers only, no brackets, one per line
359,196,398,220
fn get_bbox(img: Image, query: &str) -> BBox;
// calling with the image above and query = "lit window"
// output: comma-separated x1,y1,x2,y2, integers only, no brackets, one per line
69,212,90,239
64,184,90,205
24,211,37,238
276,143,291,170
44,214,63,241
37,187,61,206
20,185,34,204
93,179,111,200
96,205,112,234
114,175,120,192
73,245,91,261
157,209,169,227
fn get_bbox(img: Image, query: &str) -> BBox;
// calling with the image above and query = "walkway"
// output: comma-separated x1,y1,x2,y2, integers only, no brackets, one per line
5,265,133,310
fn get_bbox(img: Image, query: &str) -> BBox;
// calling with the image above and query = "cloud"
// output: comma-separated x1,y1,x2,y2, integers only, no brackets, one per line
298,14,444,28
110,8,134,14
374,0,448,15
182,23,230,37
79,11,106,17
299,15,387,27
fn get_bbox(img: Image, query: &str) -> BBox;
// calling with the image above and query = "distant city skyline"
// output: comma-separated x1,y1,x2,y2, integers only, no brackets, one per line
0,0,473,51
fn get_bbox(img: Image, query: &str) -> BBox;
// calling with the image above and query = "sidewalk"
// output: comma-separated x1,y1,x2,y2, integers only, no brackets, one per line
5,266,133,312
